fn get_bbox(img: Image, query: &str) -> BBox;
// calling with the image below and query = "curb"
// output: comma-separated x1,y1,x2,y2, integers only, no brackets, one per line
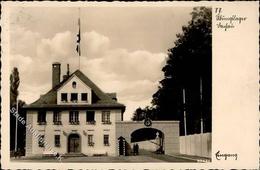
170,154,211,162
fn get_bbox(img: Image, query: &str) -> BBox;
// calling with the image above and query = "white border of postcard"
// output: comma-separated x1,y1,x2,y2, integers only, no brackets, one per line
1,1,259,169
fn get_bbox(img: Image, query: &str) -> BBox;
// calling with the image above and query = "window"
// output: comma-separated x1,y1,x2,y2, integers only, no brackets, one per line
61,93,67,102
103,135,109,146
55,135,60,147
38,135,45,147
102,111,111,124
86,111,95,124
81,93,88,101
37,110,46,125
69,111,79,124
71,93,78,102
88,135,94,146
53,111,62,125
72,81,77,88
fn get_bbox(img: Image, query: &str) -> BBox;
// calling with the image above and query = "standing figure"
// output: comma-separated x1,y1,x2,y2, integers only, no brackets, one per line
133,143,136,156
136,143,139,155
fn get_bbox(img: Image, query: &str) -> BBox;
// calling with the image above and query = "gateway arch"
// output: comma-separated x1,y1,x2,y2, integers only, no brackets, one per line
115,120,179,156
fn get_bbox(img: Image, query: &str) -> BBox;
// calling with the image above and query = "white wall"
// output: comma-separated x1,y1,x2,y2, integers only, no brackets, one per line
57,75,92,105
135,139,158,151
26,109,121,156
179,133,211,158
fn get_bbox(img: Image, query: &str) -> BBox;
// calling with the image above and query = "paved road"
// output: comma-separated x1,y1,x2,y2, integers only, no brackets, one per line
11,150,200,163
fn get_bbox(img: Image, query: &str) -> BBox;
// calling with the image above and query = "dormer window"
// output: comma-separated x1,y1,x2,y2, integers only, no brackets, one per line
72,81,77,88
61,93,67,102
81,93,88,102
71,93,78,102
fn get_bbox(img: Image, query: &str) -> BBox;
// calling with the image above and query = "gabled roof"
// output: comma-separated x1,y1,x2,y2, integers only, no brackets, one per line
24,70,125,110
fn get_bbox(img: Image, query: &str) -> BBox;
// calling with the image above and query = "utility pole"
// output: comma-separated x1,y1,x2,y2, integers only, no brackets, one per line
183,88,187,136
200,77,204,134
15,97,18,152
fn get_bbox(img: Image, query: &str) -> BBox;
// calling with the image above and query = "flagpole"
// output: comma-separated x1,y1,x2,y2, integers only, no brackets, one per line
76,7,81,70
78,8,81,70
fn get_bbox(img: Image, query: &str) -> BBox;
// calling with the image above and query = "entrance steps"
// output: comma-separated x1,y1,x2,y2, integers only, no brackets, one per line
63,153,87,157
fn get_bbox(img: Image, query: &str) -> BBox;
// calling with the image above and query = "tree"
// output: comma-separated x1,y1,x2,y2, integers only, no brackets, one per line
10,67,20,107
10,67,26,155
132,107,145,121
151,7,212,135
132,106,158,121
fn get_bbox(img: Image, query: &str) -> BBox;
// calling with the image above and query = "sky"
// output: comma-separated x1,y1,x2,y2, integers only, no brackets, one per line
9,6,192,120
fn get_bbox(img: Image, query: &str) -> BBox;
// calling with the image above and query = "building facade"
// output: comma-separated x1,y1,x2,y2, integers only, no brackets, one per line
24,63,125,156
24,62,180,157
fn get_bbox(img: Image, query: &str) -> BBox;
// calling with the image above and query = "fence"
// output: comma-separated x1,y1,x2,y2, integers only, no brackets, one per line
179,133,211,158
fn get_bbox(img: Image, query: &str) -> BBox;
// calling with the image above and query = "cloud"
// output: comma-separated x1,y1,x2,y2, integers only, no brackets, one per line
118,80,159,101
10,26,41,57
20,83,51,103
100,49,166,81
82,31,110,58
10,27,165,120
10,54,33,73
36,31,74,62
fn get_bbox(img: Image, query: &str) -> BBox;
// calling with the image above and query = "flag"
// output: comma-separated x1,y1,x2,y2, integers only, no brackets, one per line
76,18,81,56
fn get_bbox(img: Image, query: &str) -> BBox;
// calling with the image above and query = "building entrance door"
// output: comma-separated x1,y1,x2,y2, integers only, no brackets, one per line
68,134,80,153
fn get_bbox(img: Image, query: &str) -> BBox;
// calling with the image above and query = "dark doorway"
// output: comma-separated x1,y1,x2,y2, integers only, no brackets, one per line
131,128,164,154
68,134,80,153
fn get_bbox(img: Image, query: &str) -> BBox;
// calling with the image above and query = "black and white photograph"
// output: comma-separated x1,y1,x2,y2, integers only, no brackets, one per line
1,1,259,169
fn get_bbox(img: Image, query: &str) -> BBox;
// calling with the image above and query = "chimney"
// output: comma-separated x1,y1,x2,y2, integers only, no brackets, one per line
62,64,70,81
52,62,61,88
63,75,68,81
67,64,70,76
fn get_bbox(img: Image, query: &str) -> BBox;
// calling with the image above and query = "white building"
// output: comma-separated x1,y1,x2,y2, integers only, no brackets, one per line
24,62,180,157
24,62,125,156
